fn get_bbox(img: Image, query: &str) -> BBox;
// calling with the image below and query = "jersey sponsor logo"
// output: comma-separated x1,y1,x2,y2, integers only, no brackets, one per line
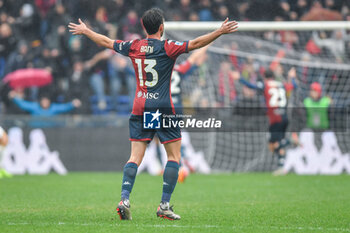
143,109,162,129
137,91,159,100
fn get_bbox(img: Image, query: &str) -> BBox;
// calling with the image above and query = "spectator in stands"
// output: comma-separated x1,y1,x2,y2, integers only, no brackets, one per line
218,61,239,106
85,49,135,111
189,11,200,21
0,23,16,60
106,0,131,24
176,0,193,21
47,4,72,41
118,9,142,40
35,0,57,39
9,91,81,116
66,59,90,113
214,5,230,20
108,53,135,110
85,49,109,110
312,30,350,62
0,22,17,76
240,57,258,81
198,0,214,21
290,0,310,20
15,3,41,41
5,41,31,75
35,0,56,19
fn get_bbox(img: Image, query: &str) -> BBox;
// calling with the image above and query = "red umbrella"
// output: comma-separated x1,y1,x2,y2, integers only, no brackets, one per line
3,68,53,88
301,4,342,21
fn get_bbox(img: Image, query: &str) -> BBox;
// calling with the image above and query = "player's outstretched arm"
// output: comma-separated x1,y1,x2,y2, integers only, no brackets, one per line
188,18,238,51
68,19,114,49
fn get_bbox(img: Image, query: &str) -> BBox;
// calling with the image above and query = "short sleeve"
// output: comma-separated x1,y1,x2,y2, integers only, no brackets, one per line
164,40,189,59
113,40,133,56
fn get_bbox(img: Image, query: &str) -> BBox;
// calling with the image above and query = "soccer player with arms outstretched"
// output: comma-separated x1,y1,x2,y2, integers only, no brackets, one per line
239,68,298,175
69,8,238,220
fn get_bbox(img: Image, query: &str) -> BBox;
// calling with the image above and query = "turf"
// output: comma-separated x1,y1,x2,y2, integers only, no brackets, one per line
0,173,349,233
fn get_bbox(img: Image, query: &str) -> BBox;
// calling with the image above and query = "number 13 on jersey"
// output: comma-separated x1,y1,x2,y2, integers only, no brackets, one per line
135,59,158,87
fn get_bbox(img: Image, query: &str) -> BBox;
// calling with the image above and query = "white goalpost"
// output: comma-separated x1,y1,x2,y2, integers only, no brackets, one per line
164,21,350,172
165,21,350,31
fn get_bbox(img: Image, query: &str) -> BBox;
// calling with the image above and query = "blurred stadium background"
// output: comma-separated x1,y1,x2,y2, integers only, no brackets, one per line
1,0,350,174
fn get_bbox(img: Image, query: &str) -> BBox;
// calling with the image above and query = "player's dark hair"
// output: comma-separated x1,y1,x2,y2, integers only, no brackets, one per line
141,8,164,35
264,69,274,79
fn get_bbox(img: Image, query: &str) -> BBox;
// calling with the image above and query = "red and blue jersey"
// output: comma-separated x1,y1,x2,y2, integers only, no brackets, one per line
240,78,296,124
113,38,189,115
262,79,288,124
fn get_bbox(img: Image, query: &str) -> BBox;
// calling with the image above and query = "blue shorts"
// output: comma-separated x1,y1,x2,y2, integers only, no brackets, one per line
129,114,181,144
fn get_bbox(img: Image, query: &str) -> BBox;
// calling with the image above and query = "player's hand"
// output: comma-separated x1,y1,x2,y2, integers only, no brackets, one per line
8,90,17,99
288,67,296,78
219,18,238,35
57,25,66,35
68,18,88,35
231,70,241,80
72,99,82,108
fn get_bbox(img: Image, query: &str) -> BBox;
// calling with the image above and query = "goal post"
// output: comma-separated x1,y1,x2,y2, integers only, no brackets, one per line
165,21,350,31
164,21,350,173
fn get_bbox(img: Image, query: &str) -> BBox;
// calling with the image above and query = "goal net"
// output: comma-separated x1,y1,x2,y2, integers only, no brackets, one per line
164,21,350,172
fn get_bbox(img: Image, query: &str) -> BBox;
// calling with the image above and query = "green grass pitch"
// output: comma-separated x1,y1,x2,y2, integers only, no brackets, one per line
1,173,349,233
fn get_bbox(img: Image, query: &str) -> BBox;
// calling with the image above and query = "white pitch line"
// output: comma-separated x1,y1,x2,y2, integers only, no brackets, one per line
131,224,350,232
4,222,350,232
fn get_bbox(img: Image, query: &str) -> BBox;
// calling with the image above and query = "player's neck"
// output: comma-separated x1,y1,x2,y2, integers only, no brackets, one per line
147,32,162,40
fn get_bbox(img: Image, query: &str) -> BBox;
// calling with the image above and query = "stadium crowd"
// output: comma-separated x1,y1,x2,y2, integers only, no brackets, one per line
0,0,349,115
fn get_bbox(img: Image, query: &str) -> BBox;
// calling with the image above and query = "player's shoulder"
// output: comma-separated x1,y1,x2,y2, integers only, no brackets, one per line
165,39,185,46
266,79,283,87
124,39,140,46
118,39,144,47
